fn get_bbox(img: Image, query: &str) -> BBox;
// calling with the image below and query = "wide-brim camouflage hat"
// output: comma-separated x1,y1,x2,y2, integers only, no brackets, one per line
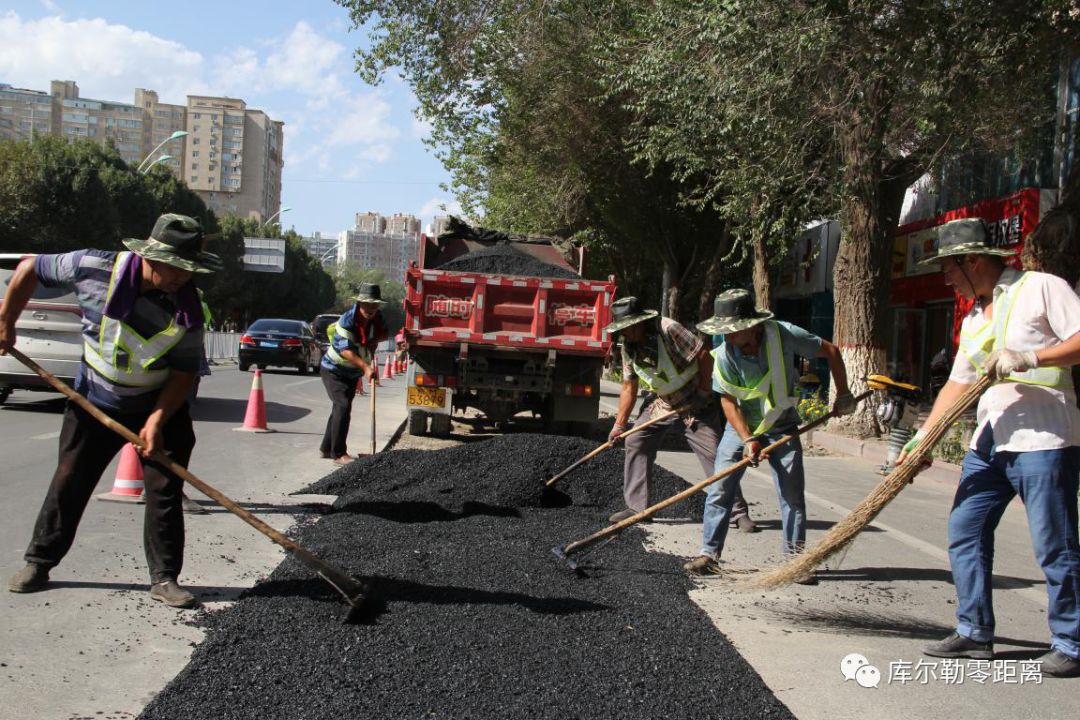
123,213,223,274
604,296,659,335
696,288,773,335
354,282,386,305
917,218,1014,266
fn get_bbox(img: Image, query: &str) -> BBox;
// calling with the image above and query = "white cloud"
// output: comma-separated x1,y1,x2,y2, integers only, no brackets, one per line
420,197,463,220
0,12,206,103
411,115,433,140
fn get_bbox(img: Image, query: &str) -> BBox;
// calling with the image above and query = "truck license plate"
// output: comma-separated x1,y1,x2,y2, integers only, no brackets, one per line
407,387,446,408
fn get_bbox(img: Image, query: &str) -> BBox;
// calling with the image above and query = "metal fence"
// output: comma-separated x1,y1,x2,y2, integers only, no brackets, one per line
205,331,242,362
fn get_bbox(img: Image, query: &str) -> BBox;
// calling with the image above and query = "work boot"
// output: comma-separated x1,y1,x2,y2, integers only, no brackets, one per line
7,563,50,593
608,508,650,524
683,555,722,576
182,493,208,515
150,579,197,609
732,515,758,533
1038,649,1080,678
923,632,993,660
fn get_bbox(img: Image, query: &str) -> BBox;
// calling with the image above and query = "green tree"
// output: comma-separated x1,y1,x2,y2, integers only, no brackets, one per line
620,0,1076,434
336,0,734,320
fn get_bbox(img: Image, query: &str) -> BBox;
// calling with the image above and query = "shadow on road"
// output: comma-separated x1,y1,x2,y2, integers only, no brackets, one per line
820,565,1042,588
42,579,249,603
190,396,311,423
0,396,67,414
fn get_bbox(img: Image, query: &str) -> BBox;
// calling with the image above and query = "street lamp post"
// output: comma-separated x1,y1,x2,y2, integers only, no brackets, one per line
140,154,173,174
259,206,292,232
136,130,188,173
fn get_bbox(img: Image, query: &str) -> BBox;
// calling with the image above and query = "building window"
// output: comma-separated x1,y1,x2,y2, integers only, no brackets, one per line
191,163,199,170
194,113,201,119
193,138,200,145
190,176,198,183
192,151,199,157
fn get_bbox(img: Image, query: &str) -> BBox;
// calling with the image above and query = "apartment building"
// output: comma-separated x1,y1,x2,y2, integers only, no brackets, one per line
0,80,284,223
338,227,420,284
386,212,421,236
354,212,386,234
301,231,340,268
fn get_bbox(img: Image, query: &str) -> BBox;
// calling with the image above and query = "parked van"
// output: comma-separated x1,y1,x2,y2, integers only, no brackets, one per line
0,254,83,404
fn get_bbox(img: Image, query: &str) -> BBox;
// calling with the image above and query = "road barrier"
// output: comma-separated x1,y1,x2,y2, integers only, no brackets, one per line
205,331,242,362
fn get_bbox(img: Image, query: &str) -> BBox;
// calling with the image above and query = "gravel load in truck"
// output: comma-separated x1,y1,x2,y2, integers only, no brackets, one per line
139,434,788,720
436,242,580,279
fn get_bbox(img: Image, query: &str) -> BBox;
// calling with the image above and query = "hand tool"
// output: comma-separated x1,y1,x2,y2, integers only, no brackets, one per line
544,409,678,487
8,347,369,620
552,389,873,570
742,375,991,588
370,375,377,456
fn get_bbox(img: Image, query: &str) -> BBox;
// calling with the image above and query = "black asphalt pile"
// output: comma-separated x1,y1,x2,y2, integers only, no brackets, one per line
140,436,790,720
302,433,705,520
437,243,579,279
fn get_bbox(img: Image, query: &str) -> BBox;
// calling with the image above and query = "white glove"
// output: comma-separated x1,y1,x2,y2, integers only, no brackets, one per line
608,423,629,445
982,349,1038,381
832,391,857,416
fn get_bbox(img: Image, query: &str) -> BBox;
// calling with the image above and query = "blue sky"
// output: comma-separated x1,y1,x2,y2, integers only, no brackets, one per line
0,0,464,236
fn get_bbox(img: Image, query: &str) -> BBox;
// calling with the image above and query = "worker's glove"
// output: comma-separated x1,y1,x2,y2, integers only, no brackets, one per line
608,423,629,445
832,391,857,416
982,349,1039,381
897,429,931,479
742,437,762,467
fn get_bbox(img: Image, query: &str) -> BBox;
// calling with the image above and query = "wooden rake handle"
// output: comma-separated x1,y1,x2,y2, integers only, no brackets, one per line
545,408,680,487
559,390,873,558
6,346,367,606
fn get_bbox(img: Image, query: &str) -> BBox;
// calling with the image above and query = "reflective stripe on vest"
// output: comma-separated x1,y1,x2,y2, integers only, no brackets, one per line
325,321,370,368
712,320,796,435
959,272,1071,389
630,333,698,397
82,252,186,388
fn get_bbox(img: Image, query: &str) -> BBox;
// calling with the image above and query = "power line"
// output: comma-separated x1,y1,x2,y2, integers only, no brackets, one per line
282,177,445,185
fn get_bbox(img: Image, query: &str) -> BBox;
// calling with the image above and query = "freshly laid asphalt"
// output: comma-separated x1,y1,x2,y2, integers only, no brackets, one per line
3,371,1076,719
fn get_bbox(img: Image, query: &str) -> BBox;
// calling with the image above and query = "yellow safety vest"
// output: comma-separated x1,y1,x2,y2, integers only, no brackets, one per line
712,320,796,435
630,333,698,398
82,252,187,388
958,272,1071,389
325,321,372,368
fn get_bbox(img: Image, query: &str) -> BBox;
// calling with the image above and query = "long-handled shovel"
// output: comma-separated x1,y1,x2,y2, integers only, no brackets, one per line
742,375,991,588
369,376,377,456
545,409,679,488
551,390,873,570
7,347,369,620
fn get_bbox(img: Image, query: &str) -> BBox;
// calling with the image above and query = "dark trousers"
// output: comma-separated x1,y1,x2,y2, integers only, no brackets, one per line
24,401,194,584
320,367,357,457
622,400,749,517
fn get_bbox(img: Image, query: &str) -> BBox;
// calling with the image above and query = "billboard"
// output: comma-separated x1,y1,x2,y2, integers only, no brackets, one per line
242,237,286,273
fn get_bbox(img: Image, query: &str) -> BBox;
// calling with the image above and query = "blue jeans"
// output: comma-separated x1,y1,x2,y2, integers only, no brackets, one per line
949,429,1080,659
701,424,805,558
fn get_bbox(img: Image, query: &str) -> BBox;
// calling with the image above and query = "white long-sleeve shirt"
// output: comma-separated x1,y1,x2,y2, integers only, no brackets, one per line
949,267,1080,452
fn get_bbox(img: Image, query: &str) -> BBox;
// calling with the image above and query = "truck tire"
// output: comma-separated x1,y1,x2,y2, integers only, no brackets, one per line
430,413,452,437
407,410,428,436
0,387,10,405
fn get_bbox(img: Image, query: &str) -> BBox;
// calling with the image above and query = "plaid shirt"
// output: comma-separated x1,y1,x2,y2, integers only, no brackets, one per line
621,317,705,413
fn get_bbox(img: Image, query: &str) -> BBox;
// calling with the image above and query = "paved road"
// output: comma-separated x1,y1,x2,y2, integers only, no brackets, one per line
594,380,1075,719
0,364,408,719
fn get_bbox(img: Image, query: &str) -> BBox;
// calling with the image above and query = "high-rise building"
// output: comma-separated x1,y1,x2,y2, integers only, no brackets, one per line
0,79,283,223
302,232,340,268
386,213,420,236
430,215,452,238
339,226,420,283
354,212,386,234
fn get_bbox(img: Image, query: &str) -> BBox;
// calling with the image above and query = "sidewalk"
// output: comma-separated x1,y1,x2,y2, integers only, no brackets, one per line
641,449,1068,719
595,379,1071,718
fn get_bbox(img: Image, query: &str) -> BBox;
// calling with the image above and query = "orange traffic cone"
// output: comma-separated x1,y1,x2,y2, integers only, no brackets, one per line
96,443,145,503
234,369,274,432
381,354,393,380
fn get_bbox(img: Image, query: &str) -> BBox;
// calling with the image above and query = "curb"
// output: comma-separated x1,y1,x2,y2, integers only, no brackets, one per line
805,428,964,486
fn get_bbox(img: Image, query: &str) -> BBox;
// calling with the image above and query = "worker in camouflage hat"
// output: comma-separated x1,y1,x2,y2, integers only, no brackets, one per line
603,296,756,532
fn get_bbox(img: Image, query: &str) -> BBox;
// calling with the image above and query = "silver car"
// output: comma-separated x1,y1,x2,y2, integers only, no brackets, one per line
0,254,83,404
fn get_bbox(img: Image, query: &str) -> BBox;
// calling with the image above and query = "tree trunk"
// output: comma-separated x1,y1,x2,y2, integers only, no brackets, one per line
752,230,773,311
661,258,679,321
698,222,733,321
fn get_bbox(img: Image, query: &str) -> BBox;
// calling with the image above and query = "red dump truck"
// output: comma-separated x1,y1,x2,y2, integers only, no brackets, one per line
403,227,615,436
